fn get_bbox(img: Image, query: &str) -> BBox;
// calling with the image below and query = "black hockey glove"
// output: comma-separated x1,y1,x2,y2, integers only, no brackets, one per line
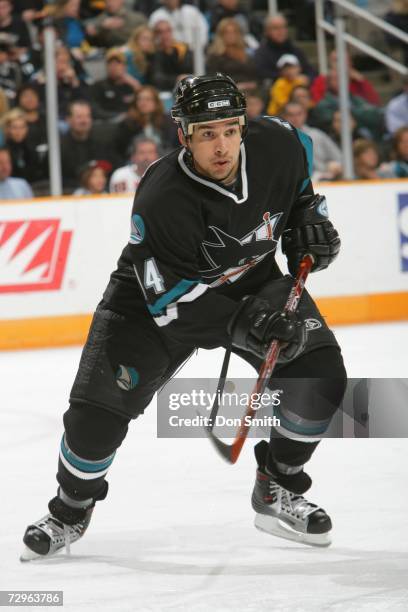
282,194,341,277
228,296,307,362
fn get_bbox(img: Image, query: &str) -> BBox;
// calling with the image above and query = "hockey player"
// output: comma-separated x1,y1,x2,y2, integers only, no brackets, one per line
21,74,346,560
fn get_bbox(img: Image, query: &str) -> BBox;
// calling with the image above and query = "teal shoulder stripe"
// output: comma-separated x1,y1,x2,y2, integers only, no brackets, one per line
295,127,313,194
148,279,198,316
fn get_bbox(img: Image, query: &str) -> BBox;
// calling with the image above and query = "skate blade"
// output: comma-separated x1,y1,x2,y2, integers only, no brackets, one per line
19,545,63,562
254,513,332,547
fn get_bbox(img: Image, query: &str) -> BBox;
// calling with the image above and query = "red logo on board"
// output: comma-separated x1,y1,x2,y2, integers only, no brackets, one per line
0,219,72,293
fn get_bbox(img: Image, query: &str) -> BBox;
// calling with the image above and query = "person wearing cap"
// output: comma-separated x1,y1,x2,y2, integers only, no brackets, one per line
90,47,141,121
254,13,316,83
73,159,110,195
266,54,309,116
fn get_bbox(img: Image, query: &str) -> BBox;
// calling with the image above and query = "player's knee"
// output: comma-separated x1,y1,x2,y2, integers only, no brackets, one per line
63,402,130,459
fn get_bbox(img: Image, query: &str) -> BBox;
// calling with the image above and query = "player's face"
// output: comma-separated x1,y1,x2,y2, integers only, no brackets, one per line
182,119,242,184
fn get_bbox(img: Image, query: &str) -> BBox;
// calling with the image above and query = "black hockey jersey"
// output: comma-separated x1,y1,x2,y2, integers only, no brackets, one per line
104,117,314,349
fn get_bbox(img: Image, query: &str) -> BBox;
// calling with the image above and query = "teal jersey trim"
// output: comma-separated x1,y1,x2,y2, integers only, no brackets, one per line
295,127,314,194
148,279,199,315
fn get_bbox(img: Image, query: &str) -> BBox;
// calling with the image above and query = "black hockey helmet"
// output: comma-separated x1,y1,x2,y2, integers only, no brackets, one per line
171,73,247,136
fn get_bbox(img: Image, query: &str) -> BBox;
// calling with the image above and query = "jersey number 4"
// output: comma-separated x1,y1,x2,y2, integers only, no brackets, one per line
144,258,165,294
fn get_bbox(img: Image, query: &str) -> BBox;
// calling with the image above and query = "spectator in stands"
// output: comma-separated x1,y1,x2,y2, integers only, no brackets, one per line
0,33,22,101
206,18,260,91
315,69,384,140
266,54,308,115
0,85,9,145
91,48,141,121
9,32,42,83
0,146,33,198
208,0,261,49
245,88,265,120
384,0,408,67
209,0,249,35
353,139,383,180
385,79,408,134
0,0,31,50
115,85,177,159
60,100,119,192
13,0,45,20
378,126,408,178
149,0,208,52
31,44,90,122
290,84,322,129
121,25,155,84
80,0,106,19
110,135,159,193
86,0,146,48
328,109,371,147
73,159,110,195
15,83,47,160
53,0,89,55
281,101,343,181
254,13,316,82
150,20,193,91
311,49,380,106
134,0,160,17
2,108,43,183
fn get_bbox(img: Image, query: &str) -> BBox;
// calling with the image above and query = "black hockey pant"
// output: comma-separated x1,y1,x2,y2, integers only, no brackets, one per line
57,302,346,502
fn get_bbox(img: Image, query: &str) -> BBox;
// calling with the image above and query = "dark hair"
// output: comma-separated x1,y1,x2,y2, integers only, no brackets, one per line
67,99,92,117
392,126,408,160
79,160,110,188
0,146,11,156
128,86,165,128
16,83,40,106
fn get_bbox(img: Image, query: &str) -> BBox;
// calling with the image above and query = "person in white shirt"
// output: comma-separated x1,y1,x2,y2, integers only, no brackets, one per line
0,147,33,199
385,81,408,135
149,0,208,51
109,135,160,194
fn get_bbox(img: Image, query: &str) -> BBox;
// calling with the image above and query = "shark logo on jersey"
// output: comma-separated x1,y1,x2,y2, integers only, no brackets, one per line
129,214,145,245
305,318,322,331
200,211,282,286
116,365,139,390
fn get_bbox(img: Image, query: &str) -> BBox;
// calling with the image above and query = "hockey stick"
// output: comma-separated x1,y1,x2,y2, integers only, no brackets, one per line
205,254,314,464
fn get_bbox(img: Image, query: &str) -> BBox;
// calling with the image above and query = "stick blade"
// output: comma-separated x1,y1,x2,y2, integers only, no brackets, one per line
204,427,237,464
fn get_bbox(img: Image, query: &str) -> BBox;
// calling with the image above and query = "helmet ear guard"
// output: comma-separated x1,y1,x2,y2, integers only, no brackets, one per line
171,73,248,139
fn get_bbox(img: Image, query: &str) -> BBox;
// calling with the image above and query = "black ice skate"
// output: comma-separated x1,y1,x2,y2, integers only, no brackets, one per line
251,441,332,547
20,493,94,562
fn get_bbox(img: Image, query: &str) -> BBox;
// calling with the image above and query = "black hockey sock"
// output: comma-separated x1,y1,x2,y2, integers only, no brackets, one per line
58,488,93,510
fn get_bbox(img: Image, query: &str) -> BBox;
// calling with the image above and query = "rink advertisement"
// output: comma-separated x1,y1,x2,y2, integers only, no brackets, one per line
157,378,408,438
0,180,407,349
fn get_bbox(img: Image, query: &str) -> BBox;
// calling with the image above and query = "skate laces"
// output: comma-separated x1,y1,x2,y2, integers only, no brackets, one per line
271,483,318,519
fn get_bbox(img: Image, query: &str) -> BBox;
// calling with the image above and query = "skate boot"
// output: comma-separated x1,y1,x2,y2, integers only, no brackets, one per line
251,441,332,547
20,489,97,562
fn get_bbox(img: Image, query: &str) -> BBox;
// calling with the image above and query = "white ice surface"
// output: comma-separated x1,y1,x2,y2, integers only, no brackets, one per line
0,322,408,612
